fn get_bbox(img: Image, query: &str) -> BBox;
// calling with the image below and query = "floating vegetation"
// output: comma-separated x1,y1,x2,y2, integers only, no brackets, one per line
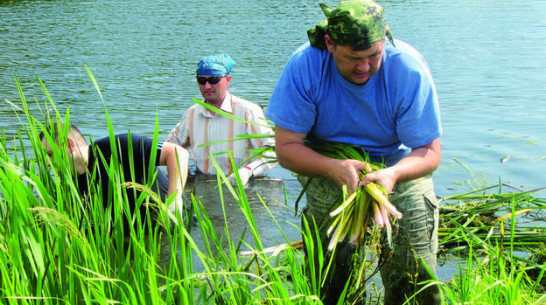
438,184,546,253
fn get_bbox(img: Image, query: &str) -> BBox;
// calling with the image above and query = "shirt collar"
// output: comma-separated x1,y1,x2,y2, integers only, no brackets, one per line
200,91,232,117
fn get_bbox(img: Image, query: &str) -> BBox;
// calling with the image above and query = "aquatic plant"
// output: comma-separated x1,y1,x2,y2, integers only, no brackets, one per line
1,73,544,304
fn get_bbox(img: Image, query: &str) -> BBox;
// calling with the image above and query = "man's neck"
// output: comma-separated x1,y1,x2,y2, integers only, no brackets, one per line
205,92,228,115
75,145,90,175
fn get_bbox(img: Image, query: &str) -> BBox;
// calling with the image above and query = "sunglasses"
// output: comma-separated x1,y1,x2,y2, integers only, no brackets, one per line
196,76,223,85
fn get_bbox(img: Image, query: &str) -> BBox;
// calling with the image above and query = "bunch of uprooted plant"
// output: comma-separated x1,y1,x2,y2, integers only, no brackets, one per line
240,134,546,303
436,183,546,295
291,137,404,292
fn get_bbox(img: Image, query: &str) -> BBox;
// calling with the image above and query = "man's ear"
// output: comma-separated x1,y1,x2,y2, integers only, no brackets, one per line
67,138,76,152
325,34,335,53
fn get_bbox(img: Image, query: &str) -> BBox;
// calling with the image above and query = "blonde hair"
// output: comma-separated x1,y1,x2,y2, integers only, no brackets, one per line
39,122,87,146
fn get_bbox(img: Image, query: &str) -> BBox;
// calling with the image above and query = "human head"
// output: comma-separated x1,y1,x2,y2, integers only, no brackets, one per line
195,54,235,105
196,54,236,76
308,0,393,85
39,122,88,174
308,0,393,50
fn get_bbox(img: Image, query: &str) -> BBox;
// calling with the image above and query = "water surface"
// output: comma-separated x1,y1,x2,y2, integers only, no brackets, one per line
1,0,545,281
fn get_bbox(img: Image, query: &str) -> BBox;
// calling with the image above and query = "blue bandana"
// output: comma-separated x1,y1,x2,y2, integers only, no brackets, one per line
196,54,236,76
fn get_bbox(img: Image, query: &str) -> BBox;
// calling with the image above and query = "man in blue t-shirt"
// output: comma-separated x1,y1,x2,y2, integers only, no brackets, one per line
40,123,189,234
266,1,442,304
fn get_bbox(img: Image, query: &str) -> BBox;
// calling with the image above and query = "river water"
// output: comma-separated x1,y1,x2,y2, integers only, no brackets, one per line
1,0,546,281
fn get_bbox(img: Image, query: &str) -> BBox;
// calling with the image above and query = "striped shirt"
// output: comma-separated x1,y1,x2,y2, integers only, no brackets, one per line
166,92,276,176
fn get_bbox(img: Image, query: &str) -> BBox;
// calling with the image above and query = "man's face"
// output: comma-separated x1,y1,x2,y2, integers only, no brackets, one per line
326,36,385,85
41,137,73,172
41,138,56,165
197,75,231,106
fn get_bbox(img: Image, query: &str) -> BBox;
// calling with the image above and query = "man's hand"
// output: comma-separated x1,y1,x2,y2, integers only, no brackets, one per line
167,197,184,223
361,167,396,194
227,167,252,187
328,159,371,195
160,142,189,203
360,138,441,193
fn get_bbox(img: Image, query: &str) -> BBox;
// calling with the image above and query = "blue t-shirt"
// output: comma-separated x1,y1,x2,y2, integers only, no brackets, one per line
266,39,442,165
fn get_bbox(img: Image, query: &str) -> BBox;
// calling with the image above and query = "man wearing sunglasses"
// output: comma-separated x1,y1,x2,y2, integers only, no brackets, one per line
166,54,275,187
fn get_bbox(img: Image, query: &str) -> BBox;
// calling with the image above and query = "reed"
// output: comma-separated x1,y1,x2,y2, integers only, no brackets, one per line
435,201,546,305
438,184,546,253
0,74,544,304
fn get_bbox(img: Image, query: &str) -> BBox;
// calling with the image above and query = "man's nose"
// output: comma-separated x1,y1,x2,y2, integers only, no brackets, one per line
356,60,370,72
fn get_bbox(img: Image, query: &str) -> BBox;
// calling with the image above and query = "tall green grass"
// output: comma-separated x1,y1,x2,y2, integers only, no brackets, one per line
0,74,330,304
0,73,544,304
434,197,546,305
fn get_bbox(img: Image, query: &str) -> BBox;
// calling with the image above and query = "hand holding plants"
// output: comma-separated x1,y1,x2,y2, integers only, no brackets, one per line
330,158,372,195
304,138,402,250
227,167,252,187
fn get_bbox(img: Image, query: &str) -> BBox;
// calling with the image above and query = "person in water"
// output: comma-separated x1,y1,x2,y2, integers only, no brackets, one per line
40,122,189,232
266,1,442,303
166,54,276,187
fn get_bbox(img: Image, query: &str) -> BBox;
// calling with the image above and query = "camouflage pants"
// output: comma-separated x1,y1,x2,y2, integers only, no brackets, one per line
299,175,442,305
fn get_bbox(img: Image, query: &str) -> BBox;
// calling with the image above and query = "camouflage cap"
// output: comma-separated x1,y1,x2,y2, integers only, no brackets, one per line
308,0,394,50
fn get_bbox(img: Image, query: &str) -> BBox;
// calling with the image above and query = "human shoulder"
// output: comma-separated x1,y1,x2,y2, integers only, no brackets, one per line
115,133,144,141
230,94,265,113
286,42,329,68
188,102,203,111
172,102,203,122
385,39,430,72
381,39,435,92
109,133,153,148
182,102,203,114
276,42,331,93
89,135,111,150
289,42,325,58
